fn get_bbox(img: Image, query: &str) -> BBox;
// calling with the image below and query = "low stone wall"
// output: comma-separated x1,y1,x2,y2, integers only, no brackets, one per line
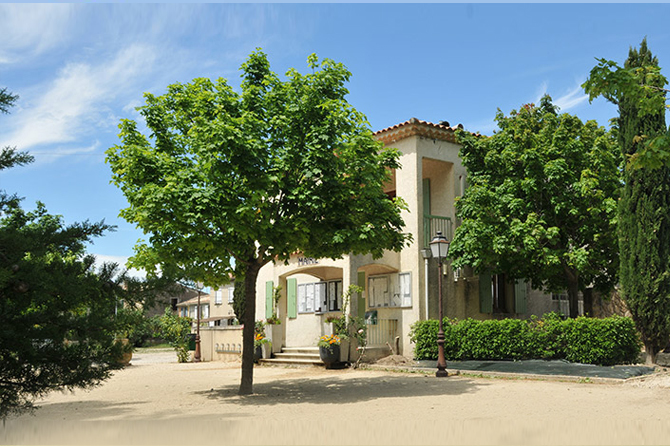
198,326,243,362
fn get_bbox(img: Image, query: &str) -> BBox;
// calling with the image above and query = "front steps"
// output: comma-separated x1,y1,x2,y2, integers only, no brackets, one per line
259,347,324,367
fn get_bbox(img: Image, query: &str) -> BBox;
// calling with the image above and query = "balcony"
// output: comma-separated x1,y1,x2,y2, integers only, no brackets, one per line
423,215,453,247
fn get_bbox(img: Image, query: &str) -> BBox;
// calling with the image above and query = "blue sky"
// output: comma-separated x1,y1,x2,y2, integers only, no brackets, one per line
1,3,669,275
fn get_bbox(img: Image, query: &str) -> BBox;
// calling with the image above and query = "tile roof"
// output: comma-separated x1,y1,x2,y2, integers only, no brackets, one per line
176,294,211,307
374,117,469,145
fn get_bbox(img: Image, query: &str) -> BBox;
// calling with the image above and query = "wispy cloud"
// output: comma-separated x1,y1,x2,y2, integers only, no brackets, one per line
534,81,588,112
0,4,74,64
553,84,589,112
1,44,157,162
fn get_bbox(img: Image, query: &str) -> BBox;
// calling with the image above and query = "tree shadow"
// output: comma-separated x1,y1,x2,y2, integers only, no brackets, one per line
22,399,148,421
195,372,483,406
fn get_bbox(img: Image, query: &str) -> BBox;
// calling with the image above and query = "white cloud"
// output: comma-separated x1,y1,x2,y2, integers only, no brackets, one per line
534,81,588,113
553,84,589,112
93,254,146,279
0,44,157,161
0,4,74,64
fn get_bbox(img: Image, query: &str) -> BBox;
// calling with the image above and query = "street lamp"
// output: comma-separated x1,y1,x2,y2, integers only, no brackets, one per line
194,282,204,363
430,231,450,378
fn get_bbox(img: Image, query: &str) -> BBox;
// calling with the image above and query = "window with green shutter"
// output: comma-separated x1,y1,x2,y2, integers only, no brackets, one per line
514,280,527,314
357,271,366,318
265,281,274,319
287,278,297,318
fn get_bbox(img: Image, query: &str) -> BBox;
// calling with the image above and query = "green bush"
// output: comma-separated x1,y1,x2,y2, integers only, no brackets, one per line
409,314,641,365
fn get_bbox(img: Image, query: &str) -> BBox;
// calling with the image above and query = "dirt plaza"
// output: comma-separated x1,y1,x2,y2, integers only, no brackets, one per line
3,349,670,446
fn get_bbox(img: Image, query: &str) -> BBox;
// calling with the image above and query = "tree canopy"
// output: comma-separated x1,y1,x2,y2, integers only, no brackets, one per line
450,96,620,318
584,39,670,363
106,49,410,394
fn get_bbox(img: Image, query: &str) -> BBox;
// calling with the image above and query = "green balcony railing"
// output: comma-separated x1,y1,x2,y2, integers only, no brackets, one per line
423,215,453,248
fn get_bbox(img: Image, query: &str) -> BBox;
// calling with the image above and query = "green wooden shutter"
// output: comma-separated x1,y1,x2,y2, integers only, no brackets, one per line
287,278,297,318
265,281,274,319
357,271,366,319
479,273,493,314
514,280,527,314
423,178,431,216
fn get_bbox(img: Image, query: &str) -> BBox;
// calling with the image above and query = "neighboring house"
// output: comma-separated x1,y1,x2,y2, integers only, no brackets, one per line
180,283,243,361
141,283,199,318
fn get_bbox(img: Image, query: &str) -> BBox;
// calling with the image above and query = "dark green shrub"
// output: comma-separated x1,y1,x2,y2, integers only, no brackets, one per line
561,316,641,365
408,314,641,365
409,319,438,360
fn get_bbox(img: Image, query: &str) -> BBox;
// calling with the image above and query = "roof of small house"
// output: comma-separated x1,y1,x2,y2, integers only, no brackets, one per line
374,118,477,145
176,295,211,307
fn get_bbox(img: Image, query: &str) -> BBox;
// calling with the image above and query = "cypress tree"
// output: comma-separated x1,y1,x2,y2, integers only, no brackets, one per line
617,39,670,364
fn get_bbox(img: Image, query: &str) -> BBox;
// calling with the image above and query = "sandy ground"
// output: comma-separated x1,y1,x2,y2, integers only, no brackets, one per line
3,349,670,446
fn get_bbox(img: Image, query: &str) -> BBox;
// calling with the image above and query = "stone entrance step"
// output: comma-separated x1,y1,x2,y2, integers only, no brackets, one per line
259,346,324,367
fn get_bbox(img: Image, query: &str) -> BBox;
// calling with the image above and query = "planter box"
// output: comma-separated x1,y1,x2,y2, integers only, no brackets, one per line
268,324,283,354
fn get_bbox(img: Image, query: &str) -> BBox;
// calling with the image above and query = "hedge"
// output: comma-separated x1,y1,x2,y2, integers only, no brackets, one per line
408,313,641,366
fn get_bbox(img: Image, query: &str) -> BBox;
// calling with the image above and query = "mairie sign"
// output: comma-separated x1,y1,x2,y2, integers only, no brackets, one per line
297,257,319,266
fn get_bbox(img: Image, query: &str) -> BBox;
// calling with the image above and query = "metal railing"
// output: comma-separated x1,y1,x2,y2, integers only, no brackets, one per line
423,215,453,248
366,319,399,347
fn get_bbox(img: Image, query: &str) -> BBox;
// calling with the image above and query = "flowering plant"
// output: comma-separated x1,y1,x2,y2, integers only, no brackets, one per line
254,332,270,348
317,334,341,348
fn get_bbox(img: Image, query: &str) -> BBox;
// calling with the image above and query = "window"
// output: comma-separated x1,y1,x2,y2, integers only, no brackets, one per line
228,285,235,303
492,274,507,313
298,283,315,313
214,290,222,305
327,280,343,311
298,280,342,313
399,273,411,307
368,273,412,308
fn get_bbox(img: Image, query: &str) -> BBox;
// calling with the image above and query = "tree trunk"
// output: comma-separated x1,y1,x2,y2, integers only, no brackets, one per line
239,261,262,395
582,288,593,317
565,269,580,319
644,342,657,365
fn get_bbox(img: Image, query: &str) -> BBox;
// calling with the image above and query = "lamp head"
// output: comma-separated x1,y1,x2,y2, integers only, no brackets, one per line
429,231,450,260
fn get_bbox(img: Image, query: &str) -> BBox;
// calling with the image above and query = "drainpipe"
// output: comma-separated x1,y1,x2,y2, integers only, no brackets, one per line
420,249,432,320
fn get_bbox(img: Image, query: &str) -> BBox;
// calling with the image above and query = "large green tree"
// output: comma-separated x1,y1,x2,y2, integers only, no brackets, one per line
450,96,620,318
106,50,410,394
584,39,670,364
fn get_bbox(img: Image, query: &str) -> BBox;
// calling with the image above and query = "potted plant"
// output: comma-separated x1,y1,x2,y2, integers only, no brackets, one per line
266,285,283,353
317,334,341,367
254,321,272,362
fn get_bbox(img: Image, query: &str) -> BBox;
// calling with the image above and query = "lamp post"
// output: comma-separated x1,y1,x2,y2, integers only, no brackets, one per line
430,231,450,378
194,283,203,363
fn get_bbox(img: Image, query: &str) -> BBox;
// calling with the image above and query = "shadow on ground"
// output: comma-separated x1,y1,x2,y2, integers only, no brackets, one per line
196,372,482,406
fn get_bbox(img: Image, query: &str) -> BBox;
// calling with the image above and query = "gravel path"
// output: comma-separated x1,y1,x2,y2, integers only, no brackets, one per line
3,349,670,445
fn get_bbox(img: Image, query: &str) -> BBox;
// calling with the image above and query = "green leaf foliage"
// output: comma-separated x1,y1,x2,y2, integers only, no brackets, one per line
409,314,641,366
451,96,620,317
155,308,192,363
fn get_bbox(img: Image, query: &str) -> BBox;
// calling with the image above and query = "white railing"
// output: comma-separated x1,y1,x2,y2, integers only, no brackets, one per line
366,319,399,347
